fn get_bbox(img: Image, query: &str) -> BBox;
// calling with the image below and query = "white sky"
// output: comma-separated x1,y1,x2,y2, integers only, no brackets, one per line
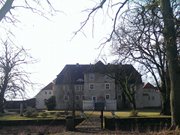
1,0,115,98
1,0,152,99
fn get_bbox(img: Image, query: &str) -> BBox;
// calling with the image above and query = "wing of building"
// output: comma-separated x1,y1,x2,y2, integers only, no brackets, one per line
35,82,54,110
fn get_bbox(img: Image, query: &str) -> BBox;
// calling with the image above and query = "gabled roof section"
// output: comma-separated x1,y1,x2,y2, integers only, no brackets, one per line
143,82,155,89
55,61,142,85
42,82,53,91
55,64,89,84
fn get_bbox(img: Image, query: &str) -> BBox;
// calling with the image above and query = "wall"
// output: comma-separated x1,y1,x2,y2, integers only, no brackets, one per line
135,84,161,108
54,84,84,110
83,73,116,101
36,89,53,109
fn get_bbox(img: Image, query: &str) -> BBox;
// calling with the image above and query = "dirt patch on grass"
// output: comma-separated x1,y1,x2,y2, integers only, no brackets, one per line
0,125,65,135
0,126,179,135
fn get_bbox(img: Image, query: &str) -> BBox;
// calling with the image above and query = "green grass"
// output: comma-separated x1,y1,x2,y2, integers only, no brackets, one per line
0,114,35,120
0,111,65,121
0,110,171,121
81,111,171,118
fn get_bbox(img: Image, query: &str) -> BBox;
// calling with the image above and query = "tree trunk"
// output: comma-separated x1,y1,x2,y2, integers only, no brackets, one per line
160,82,171,115
132,95,136,110
122,92,126,109
160,0,180,126
0,93,5,113
161,94,171,115
0,0,14,22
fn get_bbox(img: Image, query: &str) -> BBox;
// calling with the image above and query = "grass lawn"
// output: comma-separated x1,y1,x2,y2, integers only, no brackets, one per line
82,110,171,118
0,111,66,120
0,110,171,121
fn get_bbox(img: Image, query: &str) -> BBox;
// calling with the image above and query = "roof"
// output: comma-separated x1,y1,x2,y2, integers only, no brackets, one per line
55,61,142,85
41,82,53,91
55,64,89,84
143,82,155,89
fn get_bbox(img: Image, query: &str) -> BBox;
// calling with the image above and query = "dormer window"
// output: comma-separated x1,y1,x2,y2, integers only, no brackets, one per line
77,78,84,82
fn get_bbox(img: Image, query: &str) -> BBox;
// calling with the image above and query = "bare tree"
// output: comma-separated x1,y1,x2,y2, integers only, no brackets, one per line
77,0,180,126
0,40,35,113
114,68,140,111
101,64,142,111
160,0,180,127
110,3,172,115
0,0,57,23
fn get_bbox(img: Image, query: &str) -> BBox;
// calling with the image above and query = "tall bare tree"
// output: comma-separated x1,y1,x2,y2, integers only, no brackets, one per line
0,0,56,23
77,0,180,126
0,40,35,113
160,0,180,127
110,2,172,115
104,64,142,111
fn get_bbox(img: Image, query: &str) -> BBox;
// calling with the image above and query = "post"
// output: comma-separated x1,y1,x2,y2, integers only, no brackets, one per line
100,110,104,129
20,103,23,116
72,83,75,130
66,71,75,131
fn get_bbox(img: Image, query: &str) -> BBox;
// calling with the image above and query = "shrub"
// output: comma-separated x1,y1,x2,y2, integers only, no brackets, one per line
45,96,56,110
55,112,61,118
23,107,38,117
129,110,138,117
40,112,48,118
49,111,56,115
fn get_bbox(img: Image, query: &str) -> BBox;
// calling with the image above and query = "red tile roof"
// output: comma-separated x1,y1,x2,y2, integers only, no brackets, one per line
143,82,155,89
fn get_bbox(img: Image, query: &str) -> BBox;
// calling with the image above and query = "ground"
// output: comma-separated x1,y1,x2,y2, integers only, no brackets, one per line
0,125,165,135
1,126,180,135
0,110,174,134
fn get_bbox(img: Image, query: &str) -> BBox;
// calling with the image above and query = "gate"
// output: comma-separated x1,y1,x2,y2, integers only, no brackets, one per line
75,110,102,132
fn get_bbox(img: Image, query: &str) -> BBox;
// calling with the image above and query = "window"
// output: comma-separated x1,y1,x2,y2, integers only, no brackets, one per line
105,94,110,100
76,104,80,109
75,85,84,91
105,83,110,89
49,91,51,94
64,95,69,100
82,95,85,100
89,84,94,90
143,93,150,100
45,91,47,94
75,85,80,91
76,95,80,100
44,99,47,103
118,95,121,100
152,96,155,100
81,85,84,90
92,96,96,101
89,73,95,80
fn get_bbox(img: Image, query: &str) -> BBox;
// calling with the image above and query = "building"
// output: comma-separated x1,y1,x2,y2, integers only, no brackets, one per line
54,61,148,111
136,82,161,108
35,82,54,109
5,98,36,111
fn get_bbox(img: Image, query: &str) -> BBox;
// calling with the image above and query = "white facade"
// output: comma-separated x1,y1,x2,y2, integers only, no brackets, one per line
136,83,161,108
83,73,117,110
35,83,54,109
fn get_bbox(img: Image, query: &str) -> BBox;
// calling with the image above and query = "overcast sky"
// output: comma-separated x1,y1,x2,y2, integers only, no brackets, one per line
1,0,116,98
